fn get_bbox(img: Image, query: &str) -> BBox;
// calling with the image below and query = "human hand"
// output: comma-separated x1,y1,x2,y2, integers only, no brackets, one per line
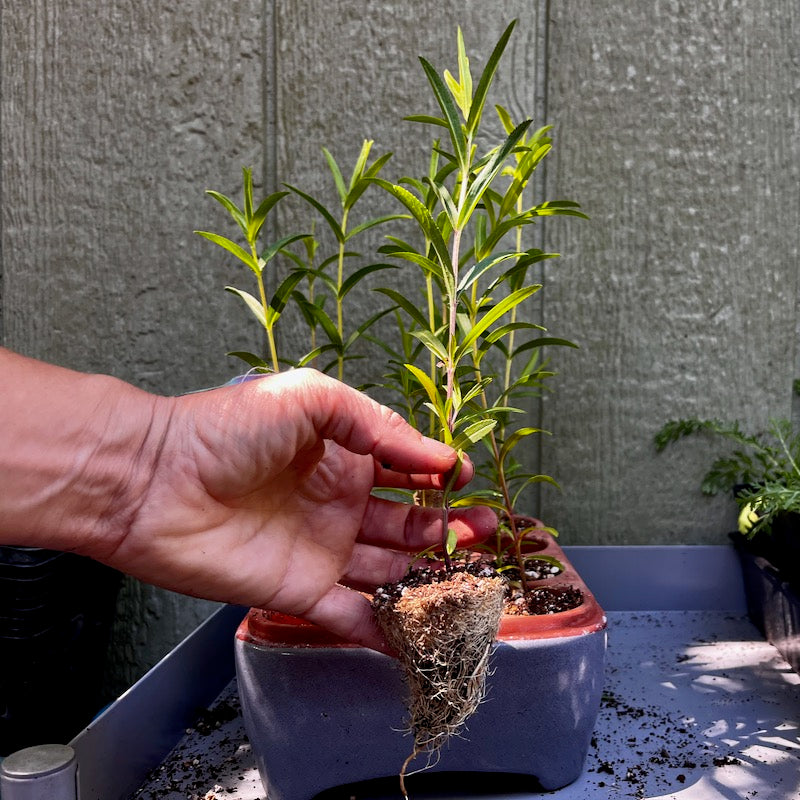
109,369,496,651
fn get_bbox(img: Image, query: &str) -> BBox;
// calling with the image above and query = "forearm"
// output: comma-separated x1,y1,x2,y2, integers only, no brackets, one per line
0,348,170,558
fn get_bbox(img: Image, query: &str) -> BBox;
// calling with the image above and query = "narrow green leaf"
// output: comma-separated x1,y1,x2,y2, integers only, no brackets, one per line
513,336,580,356
455,285,539,358
424,177,459,227
346,213,409,241
196,231,258,273
451,419,497,451
345,307,396,347
467,20,517,133
483,321,546,344
291,291,322,329
302,304,342,348
242,166,254,222
285,184,345,243
341,150,394,213
460,376,493,406
339,263,397,300
225,286,267,328
445,527,459,556
405,363,446,421
369,179,453,283
456,27,472,113
261,233,313,266
444,69,464,113
451,495,508,513
374,287,430,329
457,251,519,293
459,119,532,227
499,426,546,464
411,328,449,364
250,191,289,240
205,190,247,235
363,151,394,180
378,247,446,284
348,139,374,194
226,351,272,372
418,56,468,168
404,114,448,129
266,270,305,320
512,475,560,507
495,104,514,135
322,147,348,205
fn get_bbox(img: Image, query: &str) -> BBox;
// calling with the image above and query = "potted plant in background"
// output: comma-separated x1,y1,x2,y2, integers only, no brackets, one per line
200,21,606,800
655,391,800,672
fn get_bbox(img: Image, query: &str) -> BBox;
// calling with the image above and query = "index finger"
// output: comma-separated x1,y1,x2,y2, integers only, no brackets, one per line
274,369,460,476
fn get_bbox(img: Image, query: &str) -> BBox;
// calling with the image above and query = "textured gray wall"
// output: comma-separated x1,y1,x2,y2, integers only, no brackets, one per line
2,2,798,689
541,0,800,544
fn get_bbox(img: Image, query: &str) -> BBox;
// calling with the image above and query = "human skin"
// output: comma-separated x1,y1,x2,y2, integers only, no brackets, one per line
0,348,496,652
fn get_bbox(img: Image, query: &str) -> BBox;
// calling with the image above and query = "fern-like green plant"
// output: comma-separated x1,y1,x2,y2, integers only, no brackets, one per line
655,414,800,536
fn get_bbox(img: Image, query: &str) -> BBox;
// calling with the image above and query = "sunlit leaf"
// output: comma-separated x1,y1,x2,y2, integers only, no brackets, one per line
411,329,449,364
451,419,497,451
456,286,539,358
322,147,348,204
225,286,267,328
466,20,517,133
205,190,246,235
196,231,258,273
418,56,468,168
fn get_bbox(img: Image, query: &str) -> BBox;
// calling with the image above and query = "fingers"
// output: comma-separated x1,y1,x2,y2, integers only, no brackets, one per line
298,584,394,654
356,496,497,551
288,498,498,655
273,369,460,476
373,452,475,490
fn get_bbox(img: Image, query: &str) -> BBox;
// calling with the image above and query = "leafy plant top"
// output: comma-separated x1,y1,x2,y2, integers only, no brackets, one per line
372,20,585,568
655,414,800,536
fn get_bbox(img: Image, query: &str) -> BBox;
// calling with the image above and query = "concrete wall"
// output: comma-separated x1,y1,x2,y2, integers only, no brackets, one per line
2,2,798,690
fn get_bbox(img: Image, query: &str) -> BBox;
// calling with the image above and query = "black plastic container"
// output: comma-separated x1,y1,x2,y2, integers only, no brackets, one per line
0,547,122,755
731,532,800,674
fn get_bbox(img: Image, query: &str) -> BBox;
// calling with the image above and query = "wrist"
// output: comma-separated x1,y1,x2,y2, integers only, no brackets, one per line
0,349,172,559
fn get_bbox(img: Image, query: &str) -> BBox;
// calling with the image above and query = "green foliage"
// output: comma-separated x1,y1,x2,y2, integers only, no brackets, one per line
284,140,405,383
198,22,584,571
195,167,307,373
654,416,800,536
372,21,584,565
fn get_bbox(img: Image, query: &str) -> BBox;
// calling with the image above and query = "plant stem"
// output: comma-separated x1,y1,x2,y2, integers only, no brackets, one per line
426,272,437,438
336,208,349,382
445,226,462,433
440,454,463,572
251,242,280,374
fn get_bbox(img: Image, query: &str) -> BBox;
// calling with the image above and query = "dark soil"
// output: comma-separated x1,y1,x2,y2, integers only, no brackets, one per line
372,560,499,607
504,584,584,615
374,556,583,618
